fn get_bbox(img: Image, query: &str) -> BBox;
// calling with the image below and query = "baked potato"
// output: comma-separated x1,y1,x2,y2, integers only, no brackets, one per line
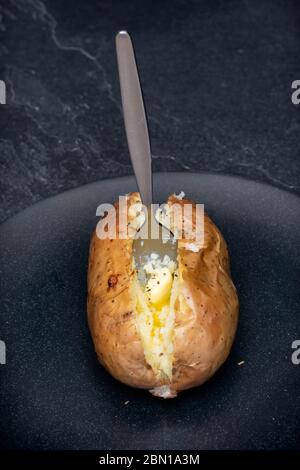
87,192,239,398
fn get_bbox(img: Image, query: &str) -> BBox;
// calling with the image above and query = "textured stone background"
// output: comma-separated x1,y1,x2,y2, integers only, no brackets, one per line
0,0,299,223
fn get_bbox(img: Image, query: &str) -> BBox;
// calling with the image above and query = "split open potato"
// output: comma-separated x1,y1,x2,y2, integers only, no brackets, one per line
87,192,239,398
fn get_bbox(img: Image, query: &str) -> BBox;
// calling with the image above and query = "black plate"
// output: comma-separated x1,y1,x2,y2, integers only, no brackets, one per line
0,173,299,450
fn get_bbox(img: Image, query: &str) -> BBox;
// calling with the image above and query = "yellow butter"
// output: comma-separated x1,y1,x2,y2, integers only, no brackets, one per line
145,267,173,305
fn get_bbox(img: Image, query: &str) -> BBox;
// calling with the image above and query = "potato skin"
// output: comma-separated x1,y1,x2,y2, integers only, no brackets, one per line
87,193,239,397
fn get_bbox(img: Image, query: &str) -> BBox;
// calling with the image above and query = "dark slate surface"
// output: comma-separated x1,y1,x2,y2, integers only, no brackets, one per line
0,0,299,223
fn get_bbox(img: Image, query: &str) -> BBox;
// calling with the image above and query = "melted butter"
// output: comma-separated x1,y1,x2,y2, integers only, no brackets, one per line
145,267,173,305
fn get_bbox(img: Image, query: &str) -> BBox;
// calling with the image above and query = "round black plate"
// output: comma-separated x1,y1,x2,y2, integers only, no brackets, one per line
0,173,299,450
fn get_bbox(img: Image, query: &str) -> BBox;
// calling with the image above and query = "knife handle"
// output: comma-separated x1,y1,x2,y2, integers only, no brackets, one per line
116,31,153,208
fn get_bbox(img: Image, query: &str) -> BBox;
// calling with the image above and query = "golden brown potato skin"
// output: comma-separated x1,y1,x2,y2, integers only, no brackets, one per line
87,193,239,397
